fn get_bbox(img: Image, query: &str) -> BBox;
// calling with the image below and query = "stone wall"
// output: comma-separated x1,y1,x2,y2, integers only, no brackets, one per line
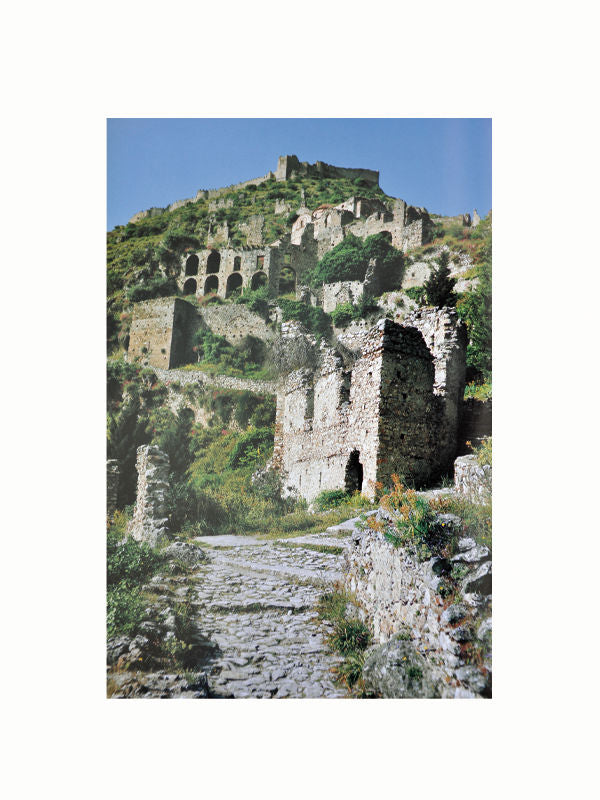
344,521,492,697
107,460,119,519
274,312,467,502
454,455,491,504
152,366,277,396
127,297,198,369
276,154,379,186
403,308,467,470
322,280,365,313
198,304,275,346
127,446,170,547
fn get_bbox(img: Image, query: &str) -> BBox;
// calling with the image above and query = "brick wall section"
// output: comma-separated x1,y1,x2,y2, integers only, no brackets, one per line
127,446,170,547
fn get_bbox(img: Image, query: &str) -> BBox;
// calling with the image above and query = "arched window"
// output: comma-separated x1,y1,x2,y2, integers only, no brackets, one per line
251,272,268,291
185,254,199,276
279,266,296,295
226,272,243,298
345,450,363,494
207,250,221,274
204,275,219,295
233,256,241,271
183,278,197,295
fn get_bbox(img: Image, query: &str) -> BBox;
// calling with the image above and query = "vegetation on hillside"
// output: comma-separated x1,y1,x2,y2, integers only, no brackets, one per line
107,173,393,349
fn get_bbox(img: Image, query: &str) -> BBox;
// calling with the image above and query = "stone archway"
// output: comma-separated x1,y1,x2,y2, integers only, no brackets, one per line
251,271,268,291
345,450,363,494
204,275,219,295
226,272,243,298
185,254,199,276
183,278,197,295
207,250,221,274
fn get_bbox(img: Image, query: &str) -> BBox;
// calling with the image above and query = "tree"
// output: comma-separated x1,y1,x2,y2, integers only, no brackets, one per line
457,254,492,380
423,251,457,307
107,396,150,507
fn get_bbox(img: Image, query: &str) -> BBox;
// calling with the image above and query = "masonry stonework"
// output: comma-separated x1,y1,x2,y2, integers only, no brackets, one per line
273,313,466,503
128,446,170,547
127,297,198,369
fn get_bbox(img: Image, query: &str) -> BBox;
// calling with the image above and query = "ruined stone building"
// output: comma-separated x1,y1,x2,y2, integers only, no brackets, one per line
272,311,466,502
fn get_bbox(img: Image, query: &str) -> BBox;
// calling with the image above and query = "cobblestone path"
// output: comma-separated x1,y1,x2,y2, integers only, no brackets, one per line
188,521,360,698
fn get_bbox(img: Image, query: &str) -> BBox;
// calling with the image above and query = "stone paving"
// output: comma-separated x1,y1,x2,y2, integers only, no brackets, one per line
187,524,361,698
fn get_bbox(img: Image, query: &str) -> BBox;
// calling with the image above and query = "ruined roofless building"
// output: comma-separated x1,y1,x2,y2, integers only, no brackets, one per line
272,312,467,502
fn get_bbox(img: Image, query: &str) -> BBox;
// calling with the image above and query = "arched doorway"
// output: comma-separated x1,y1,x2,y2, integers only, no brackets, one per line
204,275,219,295
207,250,221,274
226,272,243,298
185,254,199,276
279,266,296,295
345,450,363,494
183,278,197,295
251,271,268,291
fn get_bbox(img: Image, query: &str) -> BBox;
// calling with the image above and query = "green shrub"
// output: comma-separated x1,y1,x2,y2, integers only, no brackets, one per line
107,532,163,588
227,427,274,469
279,299,332,340
107,584,147,638
331,303,355,328
313,489,350,510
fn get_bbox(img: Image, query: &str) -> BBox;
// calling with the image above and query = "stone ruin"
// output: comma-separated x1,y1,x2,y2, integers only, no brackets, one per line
271,309,467,502
127,445,170,547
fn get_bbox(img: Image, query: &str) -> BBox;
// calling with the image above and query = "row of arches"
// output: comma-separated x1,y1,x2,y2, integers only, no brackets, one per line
185,251,221,276
183,271,271,297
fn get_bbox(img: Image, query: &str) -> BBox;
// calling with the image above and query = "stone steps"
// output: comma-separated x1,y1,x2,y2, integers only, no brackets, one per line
188,531,348,698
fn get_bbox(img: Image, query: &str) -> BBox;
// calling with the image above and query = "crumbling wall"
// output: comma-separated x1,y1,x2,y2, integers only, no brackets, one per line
127,446,170,547
322,281,365,313
403,308,467,471
239,214,265,247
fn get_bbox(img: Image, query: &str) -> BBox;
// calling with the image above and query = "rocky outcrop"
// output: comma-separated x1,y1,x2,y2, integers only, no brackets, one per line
454,454,492,504
127,446,170,547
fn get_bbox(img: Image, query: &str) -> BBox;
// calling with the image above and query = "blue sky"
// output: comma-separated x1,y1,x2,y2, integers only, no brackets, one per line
107,118,491,231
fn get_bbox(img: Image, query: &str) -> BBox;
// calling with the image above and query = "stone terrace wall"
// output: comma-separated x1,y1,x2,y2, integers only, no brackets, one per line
127,446,170,547
152,366,277,396
344,522,492,697
198,305,275,346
